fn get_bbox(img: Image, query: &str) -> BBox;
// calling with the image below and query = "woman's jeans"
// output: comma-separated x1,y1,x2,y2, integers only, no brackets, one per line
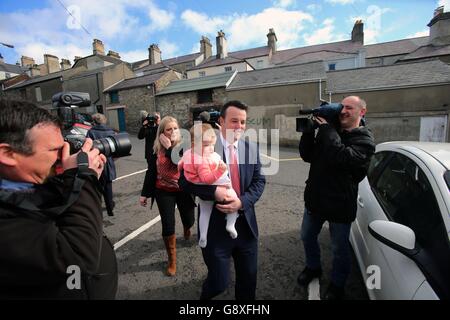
155,188,195,237
300,208,352,288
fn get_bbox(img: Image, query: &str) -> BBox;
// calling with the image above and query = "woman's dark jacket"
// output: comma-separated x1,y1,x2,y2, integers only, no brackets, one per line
299,124,375,223
141,146,195,208
0,169,118,299
87,125,117,181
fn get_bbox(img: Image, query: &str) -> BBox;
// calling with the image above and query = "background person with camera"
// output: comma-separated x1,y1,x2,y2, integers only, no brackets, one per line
297,95,375,300
138,111,160,164
87,113,117,217
0,98,117,299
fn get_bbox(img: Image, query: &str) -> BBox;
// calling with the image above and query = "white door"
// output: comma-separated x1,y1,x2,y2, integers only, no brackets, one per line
420,116,447,142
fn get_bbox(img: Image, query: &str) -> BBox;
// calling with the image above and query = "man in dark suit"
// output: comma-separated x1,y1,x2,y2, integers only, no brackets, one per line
179,100,266,300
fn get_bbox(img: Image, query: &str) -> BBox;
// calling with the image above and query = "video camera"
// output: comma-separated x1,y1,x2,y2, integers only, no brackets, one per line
296,101,343,133
196,110,221,129
52,92,132,157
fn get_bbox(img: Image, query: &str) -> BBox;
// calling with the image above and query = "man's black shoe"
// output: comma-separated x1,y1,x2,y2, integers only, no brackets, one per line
323,282,345,300
297,267,322,286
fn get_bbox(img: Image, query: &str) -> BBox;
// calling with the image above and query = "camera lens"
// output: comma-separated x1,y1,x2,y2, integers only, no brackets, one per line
92,132,132,157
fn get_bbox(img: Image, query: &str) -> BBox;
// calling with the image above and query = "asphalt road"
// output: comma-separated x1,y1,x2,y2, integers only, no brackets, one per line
103,135,369,300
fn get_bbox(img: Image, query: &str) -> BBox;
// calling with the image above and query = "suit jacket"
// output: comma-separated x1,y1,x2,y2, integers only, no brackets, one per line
179,138,265,239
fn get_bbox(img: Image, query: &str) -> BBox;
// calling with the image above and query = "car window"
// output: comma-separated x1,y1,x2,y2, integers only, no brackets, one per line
371,152,448,249
367,151,391,185
370,151,450,299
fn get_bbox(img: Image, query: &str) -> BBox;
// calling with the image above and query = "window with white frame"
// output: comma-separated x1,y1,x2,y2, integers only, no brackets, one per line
199,71,206,77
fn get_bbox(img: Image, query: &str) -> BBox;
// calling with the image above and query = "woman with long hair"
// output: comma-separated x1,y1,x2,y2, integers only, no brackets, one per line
140,116,195,276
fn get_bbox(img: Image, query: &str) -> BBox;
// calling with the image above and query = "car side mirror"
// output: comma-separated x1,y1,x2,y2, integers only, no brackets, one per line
368,220,419,257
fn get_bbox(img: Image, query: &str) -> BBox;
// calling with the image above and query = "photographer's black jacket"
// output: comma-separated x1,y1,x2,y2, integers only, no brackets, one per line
138,124,158,160
299,124,375,223
0,169,118,299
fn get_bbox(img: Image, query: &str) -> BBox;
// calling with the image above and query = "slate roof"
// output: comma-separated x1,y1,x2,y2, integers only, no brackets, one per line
227,61,326,90
0,62,24,74
399,44,450,61
5,70,64,90
271,40,363,65
156,71,236,96
326,59,450,93
187,47,270,71
135,52,203,73
104,70,169,92
364,37,429,58
279,51,357,66
188,55,245,70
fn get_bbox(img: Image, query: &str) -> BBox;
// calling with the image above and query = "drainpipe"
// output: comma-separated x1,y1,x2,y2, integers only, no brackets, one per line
152,83,157,112
319,79,322,102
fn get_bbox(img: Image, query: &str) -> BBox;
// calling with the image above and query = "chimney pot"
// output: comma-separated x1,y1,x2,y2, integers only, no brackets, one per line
200,36,212,59
216,31,228,59
93,38,105,55
149,44,162,65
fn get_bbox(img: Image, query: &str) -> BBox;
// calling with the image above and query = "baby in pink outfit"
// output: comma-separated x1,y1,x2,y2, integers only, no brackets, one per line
178,123,238,248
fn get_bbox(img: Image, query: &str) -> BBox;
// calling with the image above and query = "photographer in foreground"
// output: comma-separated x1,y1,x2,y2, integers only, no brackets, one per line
0,98,118,299
298,96,375,300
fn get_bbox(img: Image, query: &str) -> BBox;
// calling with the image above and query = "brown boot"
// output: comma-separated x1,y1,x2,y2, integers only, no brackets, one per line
163,235,176,276
183,226,191,240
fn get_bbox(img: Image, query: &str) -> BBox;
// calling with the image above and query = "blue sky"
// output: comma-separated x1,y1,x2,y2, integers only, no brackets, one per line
0,0,449,65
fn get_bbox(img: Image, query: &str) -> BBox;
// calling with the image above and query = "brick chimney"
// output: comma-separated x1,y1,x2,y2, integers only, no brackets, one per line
267,28,277,53
60,58,71,70
93,39,105,55
148,44,161,65
428,6,450,45
21,55,35,67
29,65,41,77
351,20,364,43
200,36,212,59
216,30,228,59
44,54,60,74
107,50,121,59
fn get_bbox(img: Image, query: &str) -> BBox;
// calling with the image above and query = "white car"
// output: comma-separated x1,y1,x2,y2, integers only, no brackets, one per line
350,141,450,300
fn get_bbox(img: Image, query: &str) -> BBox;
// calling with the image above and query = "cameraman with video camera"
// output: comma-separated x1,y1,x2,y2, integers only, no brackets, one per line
297,96,375,300
0,98,118,299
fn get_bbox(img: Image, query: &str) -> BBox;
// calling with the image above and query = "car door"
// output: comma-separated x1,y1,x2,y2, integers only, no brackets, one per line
357,151,430,299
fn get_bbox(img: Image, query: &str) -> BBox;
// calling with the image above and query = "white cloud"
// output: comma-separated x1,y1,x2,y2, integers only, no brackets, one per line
349,5,392,44
159,39,180,58
438,0,450,11
406,29,429,39
148,3,175,31
0,0,175,64
272,0,296,8
181,10,230,34
120,49,148,63
325,0,356,4
303,18,346,45
182,8,313,51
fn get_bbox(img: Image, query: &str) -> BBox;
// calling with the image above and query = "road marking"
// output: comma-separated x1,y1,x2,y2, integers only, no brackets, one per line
308,278,321,300
113,168,147,182
113,215,161,250
260,153,302,162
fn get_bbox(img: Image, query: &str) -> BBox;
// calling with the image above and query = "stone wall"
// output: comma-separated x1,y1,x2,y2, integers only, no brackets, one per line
156,88,227,129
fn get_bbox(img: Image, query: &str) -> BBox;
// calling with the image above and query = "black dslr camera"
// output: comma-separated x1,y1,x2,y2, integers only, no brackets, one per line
52,92,132,157
296,102,343,133
144,114,158,127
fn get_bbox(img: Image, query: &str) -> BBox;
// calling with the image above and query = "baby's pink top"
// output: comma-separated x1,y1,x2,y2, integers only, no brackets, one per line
178,148,227,185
